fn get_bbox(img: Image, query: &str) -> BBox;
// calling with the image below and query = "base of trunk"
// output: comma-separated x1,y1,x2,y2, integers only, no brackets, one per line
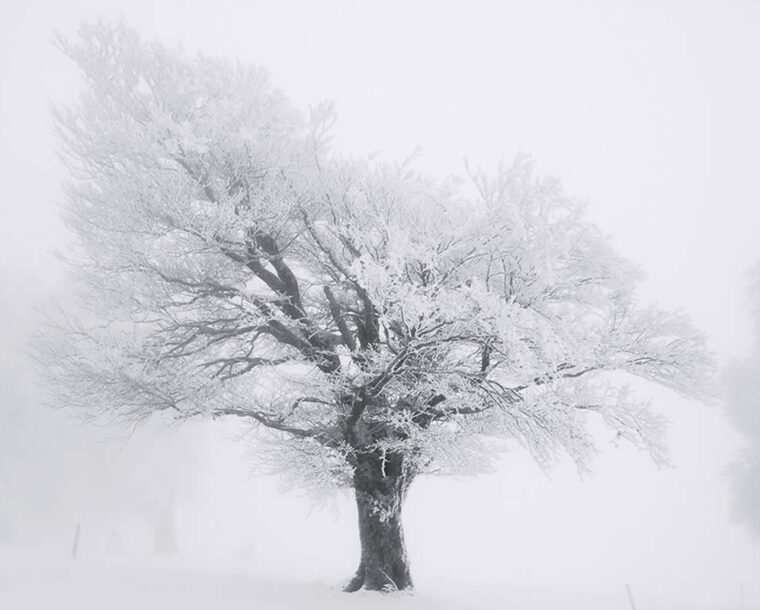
344,561,413,592
344,487,413,592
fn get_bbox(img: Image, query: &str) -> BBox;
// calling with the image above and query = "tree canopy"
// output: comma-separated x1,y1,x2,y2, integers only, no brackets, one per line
40,22,715,590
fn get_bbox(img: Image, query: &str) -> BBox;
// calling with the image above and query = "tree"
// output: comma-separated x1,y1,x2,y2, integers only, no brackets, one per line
723,264,760,540
40,22,714,591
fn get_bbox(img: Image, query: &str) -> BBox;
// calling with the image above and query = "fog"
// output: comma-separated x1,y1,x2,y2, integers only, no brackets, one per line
1,1,759,608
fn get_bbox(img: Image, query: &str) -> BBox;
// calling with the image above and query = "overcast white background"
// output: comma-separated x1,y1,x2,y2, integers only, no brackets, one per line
1,1,759,608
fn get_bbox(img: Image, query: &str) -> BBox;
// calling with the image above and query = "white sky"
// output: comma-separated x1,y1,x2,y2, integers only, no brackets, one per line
1,0,759,606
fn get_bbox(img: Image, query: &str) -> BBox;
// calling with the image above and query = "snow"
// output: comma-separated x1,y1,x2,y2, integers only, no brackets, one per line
0,546,749,610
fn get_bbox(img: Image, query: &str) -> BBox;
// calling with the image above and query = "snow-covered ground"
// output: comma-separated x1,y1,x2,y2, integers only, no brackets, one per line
0,546,750,610
1,414,758,610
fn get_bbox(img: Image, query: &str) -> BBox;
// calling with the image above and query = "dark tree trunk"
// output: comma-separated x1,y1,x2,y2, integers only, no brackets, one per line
344,450,414,592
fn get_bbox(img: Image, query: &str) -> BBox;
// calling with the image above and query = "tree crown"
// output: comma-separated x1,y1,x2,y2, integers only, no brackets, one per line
41,22,715,491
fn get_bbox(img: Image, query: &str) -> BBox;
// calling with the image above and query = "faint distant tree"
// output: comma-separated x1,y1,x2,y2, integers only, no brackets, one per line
38,22,714,591
0,265,204,552
724,265,760,539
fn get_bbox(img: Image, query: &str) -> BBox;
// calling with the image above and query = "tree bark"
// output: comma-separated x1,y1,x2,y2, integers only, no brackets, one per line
344,451,414,592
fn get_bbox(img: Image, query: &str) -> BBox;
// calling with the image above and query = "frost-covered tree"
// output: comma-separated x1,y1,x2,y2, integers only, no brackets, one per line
40,22,714,591
724,265,760,540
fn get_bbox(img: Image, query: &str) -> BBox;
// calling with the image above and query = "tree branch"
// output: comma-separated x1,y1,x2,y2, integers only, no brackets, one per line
213,407,340,447
324,286,356,351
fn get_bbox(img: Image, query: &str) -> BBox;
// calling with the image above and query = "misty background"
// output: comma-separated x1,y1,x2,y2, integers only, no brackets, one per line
1,1,759,607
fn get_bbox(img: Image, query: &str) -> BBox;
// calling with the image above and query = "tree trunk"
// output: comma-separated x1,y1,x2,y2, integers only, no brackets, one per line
344,451,414,592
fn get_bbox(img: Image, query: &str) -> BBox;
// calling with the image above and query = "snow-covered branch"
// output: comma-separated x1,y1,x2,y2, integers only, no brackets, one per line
39,21,715,497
